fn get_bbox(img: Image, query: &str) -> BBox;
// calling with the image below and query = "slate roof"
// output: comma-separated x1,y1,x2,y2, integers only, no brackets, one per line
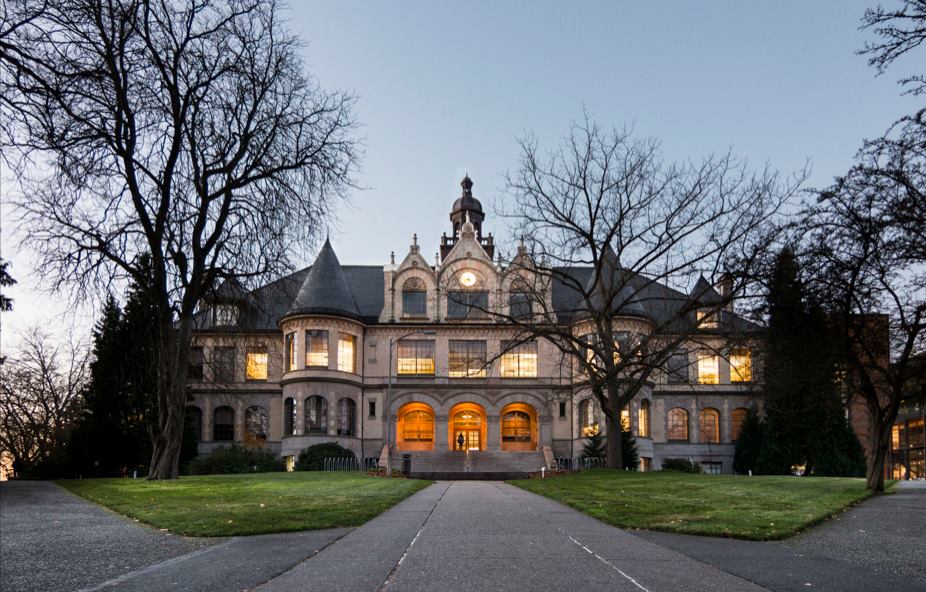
284,239,361,320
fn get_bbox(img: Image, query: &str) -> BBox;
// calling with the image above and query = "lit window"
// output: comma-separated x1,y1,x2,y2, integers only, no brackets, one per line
579,399,599,437
305,330,329,368
697,353,719,384
397,340,435,375
245,347,268,381
731,408,749,441
500,340,537,378
699,408,720,443
667,408,689,441
215,304,239,326
639,457,652,472
502,411,532,442
447,291,488,319
620,408,631,431
402,278,427,317
285,333,296,372
892,424,901,451
697,309,718,328
448,340,486,378
245,406,268,441
638,400,651,438
337,333,356,373
667,351,688,384
730,349,752,382
403,409,434,442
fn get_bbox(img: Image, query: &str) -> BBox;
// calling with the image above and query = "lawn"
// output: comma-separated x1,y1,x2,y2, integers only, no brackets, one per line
512,470,881,540
57,472,431,537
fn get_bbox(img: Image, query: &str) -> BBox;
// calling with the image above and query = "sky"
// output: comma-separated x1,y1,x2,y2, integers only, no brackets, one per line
0,0,920,353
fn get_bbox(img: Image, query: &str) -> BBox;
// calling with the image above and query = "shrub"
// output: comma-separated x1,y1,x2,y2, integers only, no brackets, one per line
185,444,282,475
661,458,701,473
295,442,355,471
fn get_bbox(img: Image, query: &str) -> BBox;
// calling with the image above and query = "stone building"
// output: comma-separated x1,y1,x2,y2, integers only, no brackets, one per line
186,177,760,475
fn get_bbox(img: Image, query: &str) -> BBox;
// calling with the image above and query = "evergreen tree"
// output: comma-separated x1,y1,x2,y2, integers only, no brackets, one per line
733,407,764,474
621,426,639,470
582,429,606,460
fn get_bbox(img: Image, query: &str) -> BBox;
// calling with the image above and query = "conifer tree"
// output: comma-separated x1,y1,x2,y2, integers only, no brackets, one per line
733,407,764,474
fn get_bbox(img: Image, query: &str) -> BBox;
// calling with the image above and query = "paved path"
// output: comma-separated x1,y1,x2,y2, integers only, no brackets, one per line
258,481,769,592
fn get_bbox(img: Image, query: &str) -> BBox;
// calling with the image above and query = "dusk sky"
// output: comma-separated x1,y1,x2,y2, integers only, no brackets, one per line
0,0,919,350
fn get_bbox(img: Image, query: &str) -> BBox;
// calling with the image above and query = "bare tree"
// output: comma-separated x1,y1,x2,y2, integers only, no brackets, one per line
0,0,360,478
0,328,88,475
483,117,802,469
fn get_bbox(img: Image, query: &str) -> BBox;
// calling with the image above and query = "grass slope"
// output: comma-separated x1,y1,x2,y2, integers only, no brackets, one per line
512,470,877,540
58,472,430,537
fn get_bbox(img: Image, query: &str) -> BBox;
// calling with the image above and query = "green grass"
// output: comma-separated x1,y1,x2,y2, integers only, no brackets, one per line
512,470,882,540
57,472,431,537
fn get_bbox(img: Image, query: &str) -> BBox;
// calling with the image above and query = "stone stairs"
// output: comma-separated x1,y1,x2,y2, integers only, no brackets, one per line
389,450,547,480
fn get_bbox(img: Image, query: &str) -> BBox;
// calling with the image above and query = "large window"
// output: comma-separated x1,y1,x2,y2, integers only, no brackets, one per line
305,396,327,433
579,399,599,437
337,333,356,373
402,278,427,317
502,411,531,442
397,340,436,375
246,347,268,381
285,333,296,372
245,406,268,441
697,353,719,384
730,349,753,382
212,346,236,383
283,397,296,436
188,347,204,380
667,351,688,384
305,330,329,368
699,408,721,443
638,399,651,438
731,408,749,442
447,291,489,319
448,340,487,378
337,399,356,436
667,408,689,441
403,410,434,442
509,292,531,320
213,406,235,441
500,340,538,378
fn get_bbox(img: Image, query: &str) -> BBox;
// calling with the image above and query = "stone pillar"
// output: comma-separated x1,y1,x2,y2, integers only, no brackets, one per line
487,415,501,450
235,399,245,442
435,415,448,450
203,396,213,441
295,397,305,435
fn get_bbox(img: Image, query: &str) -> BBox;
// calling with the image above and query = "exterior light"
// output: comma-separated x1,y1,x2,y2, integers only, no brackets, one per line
459,271,477,287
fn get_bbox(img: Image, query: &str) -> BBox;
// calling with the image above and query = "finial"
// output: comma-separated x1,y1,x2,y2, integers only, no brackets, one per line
412,233,418,246
435,252,440,266
461,174,473,196
390,251,395,264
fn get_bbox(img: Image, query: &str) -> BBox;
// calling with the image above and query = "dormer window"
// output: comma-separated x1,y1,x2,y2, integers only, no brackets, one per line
696,309,718,328
401,277,427,317
215,304,239,326
509,292,531,320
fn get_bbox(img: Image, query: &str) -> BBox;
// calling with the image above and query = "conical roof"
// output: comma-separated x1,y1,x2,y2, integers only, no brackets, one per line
585,245,648,318
285,239,361,319
689,275,722,304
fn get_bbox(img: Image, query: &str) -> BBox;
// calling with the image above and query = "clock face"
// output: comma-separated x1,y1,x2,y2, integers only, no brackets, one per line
459,271,477,288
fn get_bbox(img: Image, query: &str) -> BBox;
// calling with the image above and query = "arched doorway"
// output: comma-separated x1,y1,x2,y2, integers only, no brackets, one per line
397,402,435,451
448,402,487,451
500,403,538,451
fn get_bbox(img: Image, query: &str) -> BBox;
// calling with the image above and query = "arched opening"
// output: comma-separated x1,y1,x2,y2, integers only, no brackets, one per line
337,398,356,436
397,402,435,451
283,397,295,436
448,402,487,451
401,277,427,317
500,402,538,451
305,395,328,434
668,408,689,441
245,405,268,443
213,406,235,441
699,408,721,443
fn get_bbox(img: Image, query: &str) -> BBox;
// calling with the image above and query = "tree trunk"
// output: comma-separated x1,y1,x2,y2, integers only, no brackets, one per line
865,422,890,492
602,386,624,470
147,310,193,480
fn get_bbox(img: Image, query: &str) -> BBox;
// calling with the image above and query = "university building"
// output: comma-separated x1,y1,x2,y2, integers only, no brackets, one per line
186,177,760,475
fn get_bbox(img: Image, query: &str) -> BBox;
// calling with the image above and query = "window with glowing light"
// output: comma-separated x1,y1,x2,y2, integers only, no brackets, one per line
667,408,689,441
397,340,435,375
403,410,434,442
305,330,329,368
699,408,721,443
448,340,487,377
697,353,719,384
696,309,718,328
638,400,651,438
730,349,752,382
502,411,532,442
621,408,631,431
500,340,537,377
337,333,356,373
245,347,268,381
579,399,599,437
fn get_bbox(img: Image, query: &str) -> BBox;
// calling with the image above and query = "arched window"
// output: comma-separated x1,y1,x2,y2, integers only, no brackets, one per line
337,398,356,436
731,407,749,442
637,400,651,438
403,409,433,442
245,406,268,441
502,411,531,442
667,408,689,441
283,397,296,435
402,277,427,317
699,408,720,443
508,291,531,320
305,396,328,434
185,406,203,442
213,406,235,441
579,399,599,437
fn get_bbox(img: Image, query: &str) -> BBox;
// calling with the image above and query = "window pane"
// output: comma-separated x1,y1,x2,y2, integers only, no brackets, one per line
699,409,720,443
500,340,537,378
638,400,650,438
246,348,268,380
502,411,531,441
305,330,329,367
730,349,752,382
667,351,688,384
403,410,434,441
283,398,295,435
337,333,356,373
397,340,435,375
212,347,236,383
509,292,531,320
402,291,427,316
697,309,718,328
697,353,719,384
668,408,688,440
621,408,631,431
213,406,235,441
285,333,296,372
579,399,599,437
305,396,327,433
448,340,487,377
337,399,355,436
732,408,748,441
447,291,489,319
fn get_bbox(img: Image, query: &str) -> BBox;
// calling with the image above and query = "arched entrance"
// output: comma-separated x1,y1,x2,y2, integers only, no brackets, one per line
448,402,487,451
500,402,538,451
396,402,435,451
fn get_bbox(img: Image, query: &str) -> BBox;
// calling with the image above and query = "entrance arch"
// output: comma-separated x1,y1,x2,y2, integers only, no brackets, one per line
500,402,538,451
448,402,487,451
397,402,435,451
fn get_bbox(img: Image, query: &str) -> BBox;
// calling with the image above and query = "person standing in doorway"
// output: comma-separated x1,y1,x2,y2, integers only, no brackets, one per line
457,433,465,451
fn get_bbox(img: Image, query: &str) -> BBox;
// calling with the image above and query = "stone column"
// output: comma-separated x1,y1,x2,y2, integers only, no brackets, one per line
295,397,305,435
487,415,501,450
235,399,245,442
203,396,213,441
435,415,448,451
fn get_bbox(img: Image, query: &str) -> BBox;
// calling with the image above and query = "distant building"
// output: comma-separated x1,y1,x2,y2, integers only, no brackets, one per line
186,177,761,475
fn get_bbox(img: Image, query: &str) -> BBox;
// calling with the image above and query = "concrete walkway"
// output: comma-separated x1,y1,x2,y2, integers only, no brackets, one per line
257,481,769,592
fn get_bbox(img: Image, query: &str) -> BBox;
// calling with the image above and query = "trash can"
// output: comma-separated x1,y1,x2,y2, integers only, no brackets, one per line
402,454,412,476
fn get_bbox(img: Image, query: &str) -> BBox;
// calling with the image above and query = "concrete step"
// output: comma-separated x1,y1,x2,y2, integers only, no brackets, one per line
409,471,531,481
391,450,546,475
